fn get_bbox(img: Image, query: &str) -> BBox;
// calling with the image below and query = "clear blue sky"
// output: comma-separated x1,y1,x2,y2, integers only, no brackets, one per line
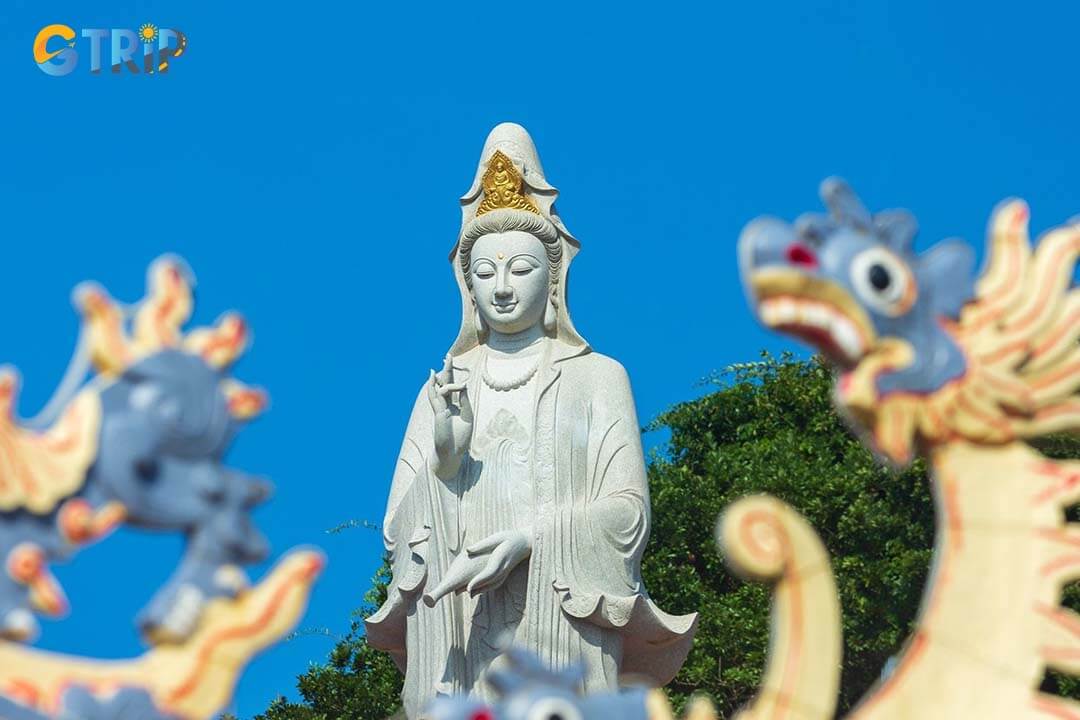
0,0,1076,715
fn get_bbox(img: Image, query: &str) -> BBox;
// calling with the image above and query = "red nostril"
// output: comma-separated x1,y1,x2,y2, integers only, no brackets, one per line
785,243,818,269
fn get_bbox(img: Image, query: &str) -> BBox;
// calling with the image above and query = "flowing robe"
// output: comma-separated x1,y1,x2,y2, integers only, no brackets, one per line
366,340,697,717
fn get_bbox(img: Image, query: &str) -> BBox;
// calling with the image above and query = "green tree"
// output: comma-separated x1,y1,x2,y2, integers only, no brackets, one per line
644,355,933,715
256,354,1080,718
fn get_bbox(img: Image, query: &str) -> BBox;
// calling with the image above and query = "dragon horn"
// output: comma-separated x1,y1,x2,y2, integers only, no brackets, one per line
820,176,872,229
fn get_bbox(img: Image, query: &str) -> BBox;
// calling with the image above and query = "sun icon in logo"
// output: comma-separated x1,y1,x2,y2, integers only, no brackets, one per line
139,23,159,44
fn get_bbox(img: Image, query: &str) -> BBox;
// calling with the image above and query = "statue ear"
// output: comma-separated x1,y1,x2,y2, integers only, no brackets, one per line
544,293,558,334
473,306,487,337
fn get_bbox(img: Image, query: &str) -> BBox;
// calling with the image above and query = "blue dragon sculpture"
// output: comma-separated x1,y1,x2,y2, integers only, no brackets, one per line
732,180,1080,719
0,257,321,720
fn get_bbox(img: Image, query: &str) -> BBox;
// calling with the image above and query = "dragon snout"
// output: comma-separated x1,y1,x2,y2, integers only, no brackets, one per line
738,217,877,368
738,217,797,275
739,217,822,274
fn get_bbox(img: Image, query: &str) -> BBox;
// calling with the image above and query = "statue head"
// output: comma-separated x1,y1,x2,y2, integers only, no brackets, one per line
459,210,562,337
448,123,588,355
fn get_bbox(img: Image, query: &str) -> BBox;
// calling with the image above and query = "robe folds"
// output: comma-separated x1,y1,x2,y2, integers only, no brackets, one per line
366,340,697,716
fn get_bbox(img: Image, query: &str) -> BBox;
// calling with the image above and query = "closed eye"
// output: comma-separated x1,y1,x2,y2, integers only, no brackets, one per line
473,260,496,280
509,256,541,276
510,263,534,276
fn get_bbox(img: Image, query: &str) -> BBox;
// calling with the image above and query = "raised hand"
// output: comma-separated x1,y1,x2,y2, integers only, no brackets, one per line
427,355,473,480
464,529,532,596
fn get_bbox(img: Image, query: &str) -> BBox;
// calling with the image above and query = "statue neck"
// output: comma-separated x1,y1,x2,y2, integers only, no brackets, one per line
485,325,546,357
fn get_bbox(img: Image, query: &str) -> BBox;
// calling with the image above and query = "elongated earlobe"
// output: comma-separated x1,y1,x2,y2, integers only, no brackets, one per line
543,296,558,334
474,306,487,338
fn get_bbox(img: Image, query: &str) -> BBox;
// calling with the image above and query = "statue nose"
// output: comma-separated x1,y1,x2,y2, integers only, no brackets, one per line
494,285,514,301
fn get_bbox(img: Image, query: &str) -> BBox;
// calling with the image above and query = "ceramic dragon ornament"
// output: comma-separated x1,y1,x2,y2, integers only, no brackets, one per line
419,647,719,720
728,179,1080,719
0,257,322,720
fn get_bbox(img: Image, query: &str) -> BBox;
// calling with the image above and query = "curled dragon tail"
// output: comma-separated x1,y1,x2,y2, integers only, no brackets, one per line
0,549,323,720
719,495,842,720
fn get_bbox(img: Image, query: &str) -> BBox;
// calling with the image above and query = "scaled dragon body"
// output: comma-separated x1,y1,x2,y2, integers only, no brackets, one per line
0,257,321,720
733,180,1080,719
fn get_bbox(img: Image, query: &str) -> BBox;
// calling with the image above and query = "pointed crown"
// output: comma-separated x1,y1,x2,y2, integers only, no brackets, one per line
475,150,540,217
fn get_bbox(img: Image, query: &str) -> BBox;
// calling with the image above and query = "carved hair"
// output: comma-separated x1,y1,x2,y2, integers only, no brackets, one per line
459,208,562,290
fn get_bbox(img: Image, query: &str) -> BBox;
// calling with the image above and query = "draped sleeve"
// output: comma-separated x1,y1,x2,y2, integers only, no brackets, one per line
539,353,697,685
365,384,435,667
365,349,479,677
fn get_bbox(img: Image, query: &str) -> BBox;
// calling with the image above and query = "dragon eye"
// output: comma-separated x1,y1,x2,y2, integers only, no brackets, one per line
850,247,917,316
526,697,583,720
868,263,891,290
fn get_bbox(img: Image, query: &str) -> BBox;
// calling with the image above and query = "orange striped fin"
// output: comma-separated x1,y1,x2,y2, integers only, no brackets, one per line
133,258,193,353
222,380,268,420
0,369,101,515
183,313,249,369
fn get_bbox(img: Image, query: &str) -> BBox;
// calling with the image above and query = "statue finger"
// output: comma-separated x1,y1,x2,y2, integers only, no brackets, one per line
438,382,468,398
467,558,507,596
467,530,509,557
427,371,447,413
457,385,473,423
436,355,453,386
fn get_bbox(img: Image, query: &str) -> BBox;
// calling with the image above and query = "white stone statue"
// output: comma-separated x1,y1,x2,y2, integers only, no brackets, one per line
366,123,697,717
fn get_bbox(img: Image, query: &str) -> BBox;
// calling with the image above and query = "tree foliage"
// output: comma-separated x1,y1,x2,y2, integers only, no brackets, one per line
644,355,934,715
255,354,1080,719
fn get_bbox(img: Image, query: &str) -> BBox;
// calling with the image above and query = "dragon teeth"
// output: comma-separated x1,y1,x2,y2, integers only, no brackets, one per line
760,301,781,326
831,318,864,361
757,297,866,363
801,303,832,328
760,298,798,326
774,299,798,323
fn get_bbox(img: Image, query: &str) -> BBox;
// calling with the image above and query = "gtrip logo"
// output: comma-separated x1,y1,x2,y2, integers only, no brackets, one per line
33,24,187,76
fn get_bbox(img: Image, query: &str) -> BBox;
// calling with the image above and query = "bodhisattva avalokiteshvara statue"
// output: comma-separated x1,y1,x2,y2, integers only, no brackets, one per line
366,123,697,716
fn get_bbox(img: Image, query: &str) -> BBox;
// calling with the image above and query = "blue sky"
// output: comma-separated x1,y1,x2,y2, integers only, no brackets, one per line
0,0,1076,715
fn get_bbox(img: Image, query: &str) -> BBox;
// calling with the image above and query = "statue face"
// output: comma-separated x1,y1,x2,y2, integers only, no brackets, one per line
470,231,550,335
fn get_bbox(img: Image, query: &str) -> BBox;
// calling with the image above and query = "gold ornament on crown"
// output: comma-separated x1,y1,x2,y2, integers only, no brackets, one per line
475,150,540,217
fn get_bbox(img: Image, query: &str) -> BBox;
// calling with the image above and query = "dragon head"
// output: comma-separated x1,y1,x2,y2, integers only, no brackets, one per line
420,647,656,720
75,256,271,642
0,256,272,644
0,256,325,719
738,179,971,462
739,179,1080,464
